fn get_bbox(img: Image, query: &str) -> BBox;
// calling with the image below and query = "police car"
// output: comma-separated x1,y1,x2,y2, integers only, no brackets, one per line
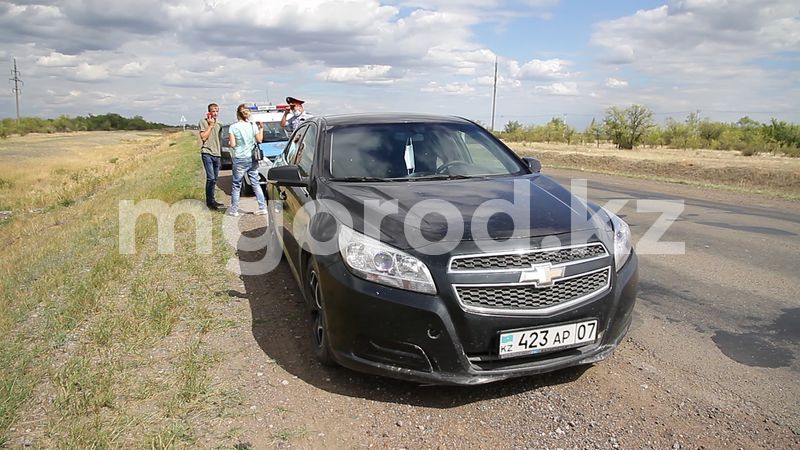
219,103,291,194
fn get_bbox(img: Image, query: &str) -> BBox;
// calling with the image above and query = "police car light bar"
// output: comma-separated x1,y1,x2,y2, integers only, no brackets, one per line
247,103,291,112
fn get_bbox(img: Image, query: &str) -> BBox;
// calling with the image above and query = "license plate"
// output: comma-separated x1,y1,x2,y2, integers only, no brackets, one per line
498,320,597,358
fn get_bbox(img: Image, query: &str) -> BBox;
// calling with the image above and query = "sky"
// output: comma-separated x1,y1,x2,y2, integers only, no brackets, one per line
1,0,799,129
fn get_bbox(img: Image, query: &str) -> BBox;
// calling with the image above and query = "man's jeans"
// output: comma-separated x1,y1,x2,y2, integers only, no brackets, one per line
230,157,267,213
201,153,221,206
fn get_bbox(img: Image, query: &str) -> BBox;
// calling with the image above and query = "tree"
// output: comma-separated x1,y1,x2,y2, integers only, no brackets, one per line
643,127,664,148
564,123,576,145
544,117,565,143
685,111,700,137
503,120,523,134
603,106,627,149
586,118,602,148
603,105,653,149
625,104,654,149
698,120,725,142
736,116,761,130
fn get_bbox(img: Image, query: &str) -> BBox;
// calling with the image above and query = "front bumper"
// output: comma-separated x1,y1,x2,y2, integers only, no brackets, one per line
317,251,639,385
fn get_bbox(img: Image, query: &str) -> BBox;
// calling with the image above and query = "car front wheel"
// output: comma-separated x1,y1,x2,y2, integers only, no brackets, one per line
305,259,336,367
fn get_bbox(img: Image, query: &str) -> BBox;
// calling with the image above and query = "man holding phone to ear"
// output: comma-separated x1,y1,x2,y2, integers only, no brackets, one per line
280,96,313,132
199,103,223,209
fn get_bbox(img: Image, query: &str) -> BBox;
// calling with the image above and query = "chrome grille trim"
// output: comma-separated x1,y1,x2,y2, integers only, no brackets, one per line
452,267,612,316
448,242,609,273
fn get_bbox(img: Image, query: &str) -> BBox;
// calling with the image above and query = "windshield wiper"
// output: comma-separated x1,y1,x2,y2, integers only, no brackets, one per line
408,174,473,181
332,176,398,182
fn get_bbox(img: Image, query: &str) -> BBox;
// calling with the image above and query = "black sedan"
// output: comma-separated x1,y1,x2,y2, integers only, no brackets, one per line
266,113,638,385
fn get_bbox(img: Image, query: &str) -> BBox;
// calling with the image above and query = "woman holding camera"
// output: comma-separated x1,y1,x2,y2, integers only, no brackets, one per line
227,103,267,217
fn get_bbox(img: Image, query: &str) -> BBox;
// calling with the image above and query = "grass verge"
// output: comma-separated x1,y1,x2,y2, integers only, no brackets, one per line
0,131,239,447
511,143,800,200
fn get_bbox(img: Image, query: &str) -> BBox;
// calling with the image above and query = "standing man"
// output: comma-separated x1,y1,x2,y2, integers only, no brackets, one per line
280,96,313,133
199,103,224,209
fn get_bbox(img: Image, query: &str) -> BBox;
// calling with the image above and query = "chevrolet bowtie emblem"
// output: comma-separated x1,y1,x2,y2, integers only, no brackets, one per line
519,263,565,287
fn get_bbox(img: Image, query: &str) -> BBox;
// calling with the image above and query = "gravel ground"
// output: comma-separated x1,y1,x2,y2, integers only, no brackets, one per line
189,192,798,449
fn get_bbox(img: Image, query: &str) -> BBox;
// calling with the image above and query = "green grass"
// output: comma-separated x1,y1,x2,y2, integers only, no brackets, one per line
54,357,116,416
0,131,240,447
272,427,308,442
146,421,194,449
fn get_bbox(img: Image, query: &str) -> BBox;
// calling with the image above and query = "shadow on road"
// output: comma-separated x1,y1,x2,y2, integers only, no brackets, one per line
232,220,592,409
217,170,232,195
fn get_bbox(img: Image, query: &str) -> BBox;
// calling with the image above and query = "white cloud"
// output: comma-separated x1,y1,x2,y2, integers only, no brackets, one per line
605,77,628,88
425,46,495,73
69,63,110,82
591,0,800,72
476,75,520,89
36,52,79,67
0,0,796,127
421,81,476,95
508,58,572,80
534,82,578,96
118,61,147,77
588,0,800,122
318,65,397,84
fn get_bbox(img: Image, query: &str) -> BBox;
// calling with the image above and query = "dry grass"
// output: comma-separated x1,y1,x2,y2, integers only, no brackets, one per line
0,131,165,212
508,141,800,199
0,131,241,448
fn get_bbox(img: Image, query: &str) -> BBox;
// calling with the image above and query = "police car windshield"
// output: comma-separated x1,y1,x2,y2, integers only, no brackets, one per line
260,121,289,143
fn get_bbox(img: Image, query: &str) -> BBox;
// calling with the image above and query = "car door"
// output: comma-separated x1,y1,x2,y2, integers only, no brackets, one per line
279,123,319,276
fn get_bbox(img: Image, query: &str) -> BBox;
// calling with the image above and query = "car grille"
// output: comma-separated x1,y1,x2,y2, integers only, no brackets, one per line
455,268,610,312
450,243,607,272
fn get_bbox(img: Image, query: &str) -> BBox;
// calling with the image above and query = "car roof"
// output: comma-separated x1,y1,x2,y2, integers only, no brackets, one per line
317,113,473,127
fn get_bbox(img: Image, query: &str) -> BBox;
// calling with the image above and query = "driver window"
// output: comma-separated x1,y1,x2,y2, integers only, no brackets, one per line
284,127,306,165
296,124,318,177
463,133,507,172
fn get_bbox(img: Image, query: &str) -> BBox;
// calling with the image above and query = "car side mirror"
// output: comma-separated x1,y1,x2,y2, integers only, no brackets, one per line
523,157,541,173
267,165,308,187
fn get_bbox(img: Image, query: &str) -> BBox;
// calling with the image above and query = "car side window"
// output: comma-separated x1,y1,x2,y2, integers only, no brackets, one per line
296,124,318,177
284,126,306,166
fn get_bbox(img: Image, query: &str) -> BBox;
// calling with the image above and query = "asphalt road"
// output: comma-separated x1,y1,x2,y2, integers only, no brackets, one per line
548,168,800,371
549,168,800,421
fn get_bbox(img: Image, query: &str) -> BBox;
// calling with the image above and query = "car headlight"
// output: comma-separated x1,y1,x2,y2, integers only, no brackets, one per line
338,225,437,295
606,210,632,271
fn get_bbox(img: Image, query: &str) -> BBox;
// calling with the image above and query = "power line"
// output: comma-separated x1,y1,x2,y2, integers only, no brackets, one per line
9,58,23,123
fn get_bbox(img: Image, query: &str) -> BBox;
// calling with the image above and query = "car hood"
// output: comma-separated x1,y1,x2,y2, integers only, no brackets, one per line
318,174,603,249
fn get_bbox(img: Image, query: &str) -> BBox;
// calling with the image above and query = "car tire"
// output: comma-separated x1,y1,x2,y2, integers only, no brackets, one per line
304,258,336,367
241,177,253,196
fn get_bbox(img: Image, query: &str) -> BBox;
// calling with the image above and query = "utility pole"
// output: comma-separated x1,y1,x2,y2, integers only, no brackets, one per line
490,56,498,131
10,58,23,123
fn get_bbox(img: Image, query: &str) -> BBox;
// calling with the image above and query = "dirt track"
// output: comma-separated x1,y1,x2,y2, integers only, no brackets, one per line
199,169,800,449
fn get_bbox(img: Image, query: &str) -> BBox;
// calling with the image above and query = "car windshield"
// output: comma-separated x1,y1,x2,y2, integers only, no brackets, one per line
219,122,288,145
328,122,525,180
261,121,289,143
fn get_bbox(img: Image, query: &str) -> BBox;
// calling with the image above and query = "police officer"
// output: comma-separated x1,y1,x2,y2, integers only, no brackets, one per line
280,96,313,132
